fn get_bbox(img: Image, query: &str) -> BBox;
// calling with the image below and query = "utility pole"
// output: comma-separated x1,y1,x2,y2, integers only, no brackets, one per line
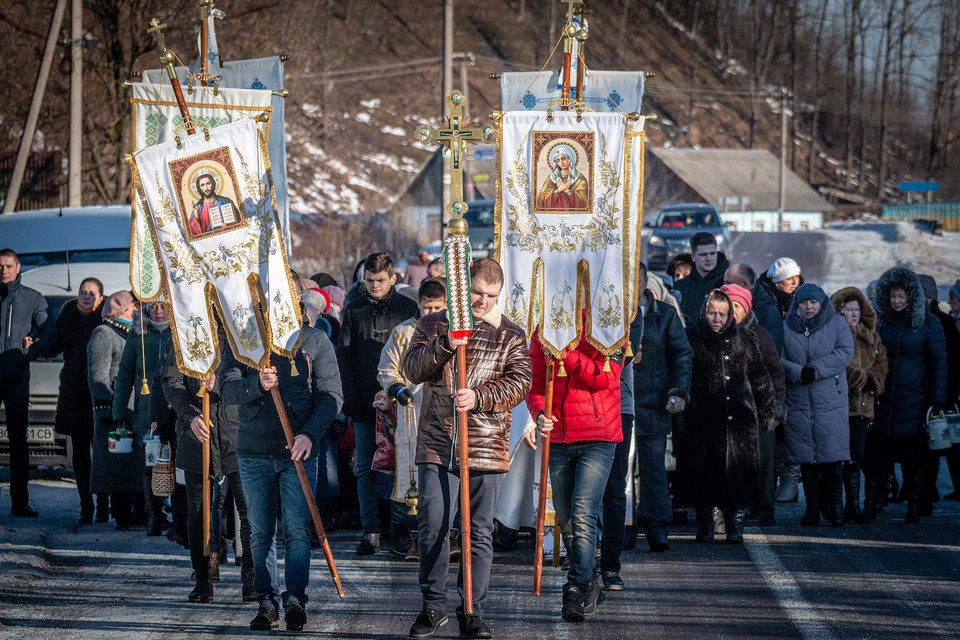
3,0,68,213
69,0,82,207
778,89,788,233
441,0,453,242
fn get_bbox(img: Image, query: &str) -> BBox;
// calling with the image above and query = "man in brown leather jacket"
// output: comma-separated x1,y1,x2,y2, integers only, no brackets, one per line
402,258,532,640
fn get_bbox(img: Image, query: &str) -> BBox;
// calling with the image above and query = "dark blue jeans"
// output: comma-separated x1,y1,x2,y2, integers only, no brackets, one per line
354,421,381,534
635,434,670,540
238,455,317,610
600,415,633,574
550,441,616,590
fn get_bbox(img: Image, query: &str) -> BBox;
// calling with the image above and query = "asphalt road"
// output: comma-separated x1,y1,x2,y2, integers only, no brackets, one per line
2,468,959,640
727,232,828,284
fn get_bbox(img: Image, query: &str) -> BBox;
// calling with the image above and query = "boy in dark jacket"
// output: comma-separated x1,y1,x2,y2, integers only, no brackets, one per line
337,252,418,555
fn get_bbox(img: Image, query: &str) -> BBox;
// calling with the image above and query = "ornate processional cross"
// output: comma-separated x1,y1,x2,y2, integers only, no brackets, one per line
416,91,495,226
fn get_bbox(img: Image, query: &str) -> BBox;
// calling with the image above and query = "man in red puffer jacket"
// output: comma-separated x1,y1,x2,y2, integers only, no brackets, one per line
526,320,623,623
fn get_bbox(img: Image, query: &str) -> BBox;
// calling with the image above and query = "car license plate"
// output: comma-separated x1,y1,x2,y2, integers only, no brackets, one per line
0,425,56,443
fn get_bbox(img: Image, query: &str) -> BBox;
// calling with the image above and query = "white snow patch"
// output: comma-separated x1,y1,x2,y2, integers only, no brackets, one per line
360,98,381,109
820,220,960,293
381,125,406,136
301,103,322,118
355,112,372,123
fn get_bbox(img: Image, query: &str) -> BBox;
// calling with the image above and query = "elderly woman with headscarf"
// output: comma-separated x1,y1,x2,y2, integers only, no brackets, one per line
674,289,776,544
864,267,947,524
781,283,854,527
88,291,138,530
111,298,172,535
830,286,887,524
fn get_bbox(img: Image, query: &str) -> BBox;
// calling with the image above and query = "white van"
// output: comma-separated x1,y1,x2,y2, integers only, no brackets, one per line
0,206,132,467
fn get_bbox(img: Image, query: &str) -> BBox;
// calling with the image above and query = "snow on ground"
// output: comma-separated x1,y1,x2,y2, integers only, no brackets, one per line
820,219,960,294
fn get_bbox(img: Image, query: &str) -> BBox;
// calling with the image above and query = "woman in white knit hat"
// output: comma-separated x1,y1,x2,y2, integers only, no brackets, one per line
758,257,803,319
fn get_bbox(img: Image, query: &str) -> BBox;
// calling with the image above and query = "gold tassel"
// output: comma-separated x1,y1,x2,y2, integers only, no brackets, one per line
140,379,151,395
603,357,611,372
624,342,633,358
289,356,299,377
557,360,567,377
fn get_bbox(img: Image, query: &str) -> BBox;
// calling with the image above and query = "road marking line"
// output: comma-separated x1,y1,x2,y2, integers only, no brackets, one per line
744,528,837,640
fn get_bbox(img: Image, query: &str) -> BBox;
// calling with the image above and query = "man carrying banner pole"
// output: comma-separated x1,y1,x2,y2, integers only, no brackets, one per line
131,21,346,625
403,257,531,640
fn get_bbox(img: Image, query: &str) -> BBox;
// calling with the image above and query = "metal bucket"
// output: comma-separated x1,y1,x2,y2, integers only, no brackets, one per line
108,436,134,454
927,408,952,451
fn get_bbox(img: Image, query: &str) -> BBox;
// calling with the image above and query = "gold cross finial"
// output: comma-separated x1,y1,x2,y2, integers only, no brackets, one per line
148,18,168,51
415,91,495,225
561,0,580,21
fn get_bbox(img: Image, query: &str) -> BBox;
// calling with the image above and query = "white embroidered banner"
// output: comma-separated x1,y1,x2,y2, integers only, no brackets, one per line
129,83,275,301
500,71,645,113
131,118,300,377
143,56,290,256
495,111,645,357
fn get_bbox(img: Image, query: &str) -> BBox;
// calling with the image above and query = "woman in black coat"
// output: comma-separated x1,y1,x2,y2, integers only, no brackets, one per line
50,277,104,523
864,268,948,523
675,290,777,544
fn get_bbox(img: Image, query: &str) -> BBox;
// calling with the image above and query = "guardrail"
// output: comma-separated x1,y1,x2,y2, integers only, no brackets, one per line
883,201,960,231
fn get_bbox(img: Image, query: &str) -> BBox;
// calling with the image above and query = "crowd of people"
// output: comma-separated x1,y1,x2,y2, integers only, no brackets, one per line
2,236,960,637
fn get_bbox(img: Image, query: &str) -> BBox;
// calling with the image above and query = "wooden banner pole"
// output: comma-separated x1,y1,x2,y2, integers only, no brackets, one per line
533,356,555,595
457,344,473,614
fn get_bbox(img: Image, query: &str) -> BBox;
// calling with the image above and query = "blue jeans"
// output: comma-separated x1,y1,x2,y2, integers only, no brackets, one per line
549,442,616,590
635,434,670,540
238,455,317,610
354,421,381,534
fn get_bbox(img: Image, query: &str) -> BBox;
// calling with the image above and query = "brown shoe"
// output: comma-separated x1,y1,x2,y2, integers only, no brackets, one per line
405,532,419,561
209,553,220,583
449,530,461,562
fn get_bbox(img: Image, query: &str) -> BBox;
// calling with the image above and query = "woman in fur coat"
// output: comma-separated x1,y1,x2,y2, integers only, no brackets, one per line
781,283,854,527
830,287,887,524
865,267,947,523
675,290,776,544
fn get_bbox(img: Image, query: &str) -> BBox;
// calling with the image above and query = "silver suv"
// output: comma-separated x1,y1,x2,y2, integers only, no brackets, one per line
644,203,729,271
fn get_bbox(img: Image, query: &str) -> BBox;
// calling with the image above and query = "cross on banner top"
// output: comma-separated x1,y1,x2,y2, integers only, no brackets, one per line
416,90,495,221
148,18,168,52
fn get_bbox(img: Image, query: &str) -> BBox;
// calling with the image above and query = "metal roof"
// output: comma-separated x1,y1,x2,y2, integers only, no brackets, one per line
650,148,834,212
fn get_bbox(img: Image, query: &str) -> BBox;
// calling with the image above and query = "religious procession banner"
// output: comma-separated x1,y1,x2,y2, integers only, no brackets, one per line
495,110,645,357
143,56,290,255
130,117,300,378
130,83,275,301
500,71,645,113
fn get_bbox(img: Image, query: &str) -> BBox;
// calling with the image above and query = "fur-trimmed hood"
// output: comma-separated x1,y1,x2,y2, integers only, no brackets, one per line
831,286,882,348
874,267,927,330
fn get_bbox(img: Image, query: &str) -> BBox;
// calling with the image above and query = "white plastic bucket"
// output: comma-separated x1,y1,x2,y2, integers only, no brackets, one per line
947,410,960,445
144,435,161,467
927,408,952,451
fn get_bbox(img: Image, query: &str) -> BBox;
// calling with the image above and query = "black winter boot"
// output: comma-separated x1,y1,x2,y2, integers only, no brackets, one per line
903,463,923,524
843,464,868,524
862,465,886,523
695,508,714,542
800,465,821,526
825,462,845,527
723,509,746,544
95,494,110,523
78,494,94,524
